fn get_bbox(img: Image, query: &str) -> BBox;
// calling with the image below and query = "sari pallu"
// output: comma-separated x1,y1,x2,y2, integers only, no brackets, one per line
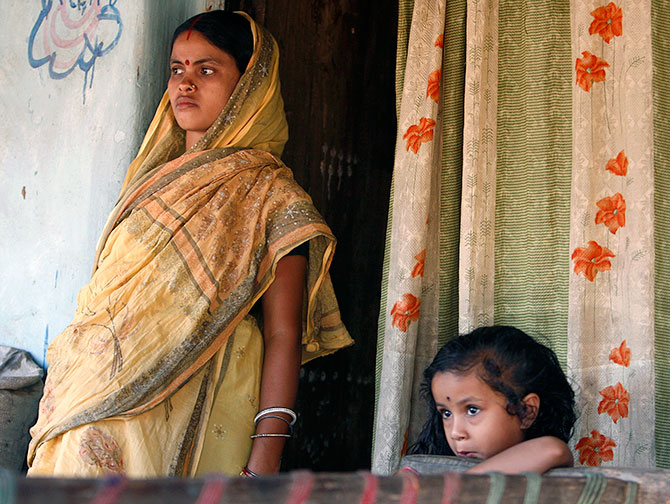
27,147,352,477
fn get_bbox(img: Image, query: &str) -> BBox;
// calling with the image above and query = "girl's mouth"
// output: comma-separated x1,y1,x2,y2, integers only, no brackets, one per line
457,451,477,458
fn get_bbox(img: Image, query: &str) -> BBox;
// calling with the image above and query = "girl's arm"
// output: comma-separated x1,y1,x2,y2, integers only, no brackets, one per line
465,436,573,475
245,254,306,474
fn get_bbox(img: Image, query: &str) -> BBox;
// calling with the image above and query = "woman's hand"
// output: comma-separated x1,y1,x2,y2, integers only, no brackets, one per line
464,436,573,475
246,254,306,474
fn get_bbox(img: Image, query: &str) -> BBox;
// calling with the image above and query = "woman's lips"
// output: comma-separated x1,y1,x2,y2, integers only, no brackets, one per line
175,97,197,109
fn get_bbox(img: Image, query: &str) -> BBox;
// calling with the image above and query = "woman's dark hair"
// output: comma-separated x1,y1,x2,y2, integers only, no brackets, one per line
408,325,576,456
172,10,254,74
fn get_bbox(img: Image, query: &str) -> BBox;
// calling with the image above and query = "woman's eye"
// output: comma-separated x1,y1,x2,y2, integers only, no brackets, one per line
201,67,214,75
466,406,480,416
440,409,452,419
170,67,183,76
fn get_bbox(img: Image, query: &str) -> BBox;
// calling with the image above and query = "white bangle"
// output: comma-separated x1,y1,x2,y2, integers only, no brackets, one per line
254,407,297,426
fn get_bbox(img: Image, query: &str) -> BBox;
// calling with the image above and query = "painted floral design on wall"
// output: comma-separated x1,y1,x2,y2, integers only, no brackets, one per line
28,0,124,104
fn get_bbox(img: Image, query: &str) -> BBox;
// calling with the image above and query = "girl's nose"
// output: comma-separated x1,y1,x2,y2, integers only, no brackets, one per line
450,418,467,440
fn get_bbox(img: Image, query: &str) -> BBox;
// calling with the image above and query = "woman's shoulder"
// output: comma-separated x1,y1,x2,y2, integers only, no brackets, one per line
207,148,292,178
207,147,311,200
219,148,284,168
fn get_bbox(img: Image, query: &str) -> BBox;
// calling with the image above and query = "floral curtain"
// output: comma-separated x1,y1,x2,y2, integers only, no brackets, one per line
373,0,670,475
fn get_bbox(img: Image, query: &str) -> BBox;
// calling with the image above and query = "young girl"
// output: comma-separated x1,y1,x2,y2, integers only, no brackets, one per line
409,325,576,474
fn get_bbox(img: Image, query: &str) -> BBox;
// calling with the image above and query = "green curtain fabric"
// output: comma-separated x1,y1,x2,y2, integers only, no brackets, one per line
652,0,670,470
494,0,572,365
437,0,467,347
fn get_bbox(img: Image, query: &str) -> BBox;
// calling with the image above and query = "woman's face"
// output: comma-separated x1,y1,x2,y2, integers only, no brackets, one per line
168,30,242,148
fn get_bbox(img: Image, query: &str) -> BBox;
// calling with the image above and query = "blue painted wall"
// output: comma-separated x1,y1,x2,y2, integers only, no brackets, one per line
0,1,219,367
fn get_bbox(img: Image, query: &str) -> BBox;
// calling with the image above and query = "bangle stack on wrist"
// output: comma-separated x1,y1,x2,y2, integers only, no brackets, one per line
253,407,297,426
251,406,296,440
240,465,259,477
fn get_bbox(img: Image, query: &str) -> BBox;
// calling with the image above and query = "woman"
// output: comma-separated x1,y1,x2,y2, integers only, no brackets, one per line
27,10,352,478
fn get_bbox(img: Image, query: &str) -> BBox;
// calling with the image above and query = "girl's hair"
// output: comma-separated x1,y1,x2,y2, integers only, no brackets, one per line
172,11,254,74
408,325,576,456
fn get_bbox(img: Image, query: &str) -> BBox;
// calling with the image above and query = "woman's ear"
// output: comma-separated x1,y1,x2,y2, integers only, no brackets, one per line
520,393,540,429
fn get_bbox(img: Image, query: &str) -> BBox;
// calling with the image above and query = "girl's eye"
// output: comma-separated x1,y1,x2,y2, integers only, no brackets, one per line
440,409,452,419
466,406,480,416
170,67,183,76
201,67,214,75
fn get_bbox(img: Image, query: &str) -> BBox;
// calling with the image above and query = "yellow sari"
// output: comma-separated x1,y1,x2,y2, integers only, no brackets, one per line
27,13,352,478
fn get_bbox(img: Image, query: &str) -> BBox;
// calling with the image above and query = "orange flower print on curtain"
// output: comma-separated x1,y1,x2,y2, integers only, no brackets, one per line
575,430,616,466
571,241,615,281
411,250,426,278
391,293,421,332
403,118,436,154
575,51,609,92
606,150,628,176
595,193,626,234
589,2,623,44
435,34,443,49
426,70,441,103
598,382,630,424
609,340,631,367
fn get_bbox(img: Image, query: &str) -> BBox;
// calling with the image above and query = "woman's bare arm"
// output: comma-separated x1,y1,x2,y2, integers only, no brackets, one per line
246,254,306,474
465,436,573,475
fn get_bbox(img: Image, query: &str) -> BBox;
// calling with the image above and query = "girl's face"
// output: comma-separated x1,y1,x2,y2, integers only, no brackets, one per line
431,370,526,460
168,30,242,148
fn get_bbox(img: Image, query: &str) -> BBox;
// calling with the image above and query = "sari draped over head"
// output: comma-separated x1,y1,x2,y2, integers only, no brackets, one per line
27,12,352,478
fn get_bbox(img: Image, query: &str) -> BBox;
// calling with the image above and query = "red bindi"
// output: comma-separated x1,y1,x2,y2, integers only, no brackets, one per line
185,59,190,65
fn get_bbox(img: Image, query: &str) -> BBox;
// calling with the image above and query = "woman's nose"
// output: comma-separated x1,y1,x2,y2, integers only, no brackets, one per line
178,77,196,92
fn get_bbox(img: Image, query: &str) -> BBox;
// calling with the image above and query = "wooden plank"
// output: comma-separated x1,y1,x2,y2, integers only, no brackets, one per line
14,470,670,503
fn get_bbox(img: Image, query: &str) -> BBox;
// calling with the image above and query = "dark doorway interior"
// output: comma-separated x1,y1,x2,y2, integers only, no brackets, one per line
231,0,397,470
